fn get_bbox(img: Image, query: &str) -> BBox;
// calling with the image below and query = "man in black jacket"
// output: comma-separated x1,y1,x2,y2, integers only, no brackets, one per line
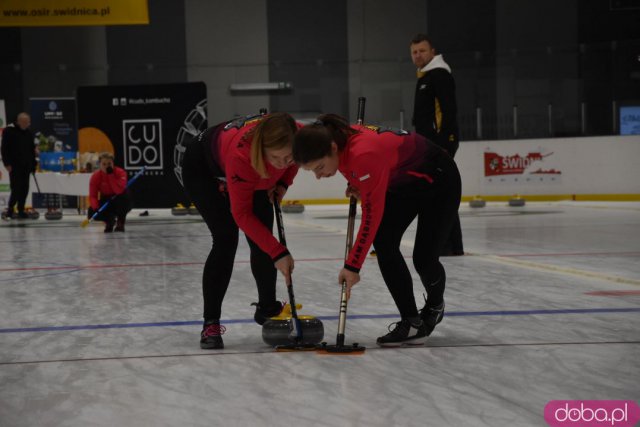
1,112,37,219
411,34,463,255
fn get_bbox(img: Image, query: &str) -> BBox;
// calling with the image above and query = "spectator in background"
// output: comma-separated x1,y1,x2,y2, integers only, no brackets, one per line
410,34,463,256
88,152,131,232
1,112,37,219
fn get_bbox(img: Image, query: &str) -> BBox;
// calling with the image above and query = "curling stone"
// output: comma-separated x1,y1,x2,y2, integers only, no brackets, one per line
26,208,40,220
188,203,199,215
508,195,526,207
281,201,305,214
44,210,63,220
171,203,189,215
262,303,324,347
469,196,486,208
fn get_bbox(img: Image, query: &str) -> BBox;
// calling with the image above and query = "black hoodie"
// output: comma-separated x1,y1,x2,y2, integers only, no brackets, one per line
412,54,459,156
1,124,37,171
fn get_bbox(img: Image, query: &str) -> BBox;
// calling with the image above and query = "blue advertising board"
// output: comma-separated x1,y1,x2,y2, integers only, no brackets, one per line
620,106,640,135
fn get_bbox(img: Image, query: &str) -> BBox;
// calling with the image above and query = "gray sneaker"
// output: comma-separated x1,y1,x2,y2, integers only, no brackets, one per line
200,321,225,349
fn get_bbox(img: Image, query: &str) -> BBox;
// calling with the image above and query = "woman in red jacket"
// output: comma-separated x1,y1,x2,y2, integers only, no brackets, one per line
176,112,299,349
293,114,461,347
88,153,131,232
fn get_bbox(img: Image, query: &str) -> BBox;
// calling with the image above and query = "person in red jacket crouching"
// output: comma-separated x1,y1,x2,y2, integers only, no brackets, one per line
88,152,131,233
175,112,300,350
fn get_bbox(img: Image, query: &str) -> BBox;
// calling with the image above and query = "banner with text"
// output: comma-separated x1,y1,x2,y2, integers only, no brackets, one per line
30,97,78,208
0,0,149,27
30,97,78,160
0,99,8,208
0,99,6,130
77,82,207,208
483,146,562,185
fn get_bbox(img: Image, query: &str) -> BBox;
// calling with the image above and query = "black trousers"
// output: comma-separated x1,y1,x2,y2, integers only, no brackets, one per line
90,193,132,223
442,144,464,255
8,168,31,213
181,139,277,321
373,152,462,319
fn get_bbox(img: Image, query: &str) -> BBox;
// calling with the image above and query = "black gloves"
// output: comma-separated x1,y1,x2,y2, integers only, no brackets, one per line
106,166,114,174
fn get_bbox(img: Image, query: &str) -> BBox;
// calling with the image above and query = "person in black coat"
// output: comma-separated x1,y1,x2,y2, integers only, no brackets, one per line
1,113,37,219
410,34,463,256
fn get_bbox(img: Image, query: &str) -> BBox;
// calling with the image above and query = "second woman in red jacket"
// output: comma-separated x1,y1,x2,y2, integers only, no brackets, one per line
293,114,461,347
176,112,299,349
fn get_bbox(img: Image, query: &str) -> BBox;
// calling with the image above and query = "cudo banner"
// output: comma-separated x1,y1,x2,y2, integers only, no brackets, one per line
77,82,207,208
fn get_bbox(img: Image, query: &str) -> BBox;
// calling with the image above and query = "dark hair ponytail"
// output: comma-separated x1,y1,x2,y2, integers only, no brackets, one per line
293,114,359,164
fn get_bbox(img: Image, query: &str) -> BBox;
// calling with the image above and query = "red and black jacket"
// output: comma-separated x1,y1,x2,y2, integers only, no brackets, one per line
204,116,299,262
89,166,128,210
339,125,444,272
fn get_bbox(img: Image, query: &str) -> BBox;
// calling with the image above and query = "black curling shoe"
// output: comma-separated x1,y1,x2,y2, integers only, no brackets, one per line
104,221,115,233
376,319,427,347
251,301,284,325
420,299,445,336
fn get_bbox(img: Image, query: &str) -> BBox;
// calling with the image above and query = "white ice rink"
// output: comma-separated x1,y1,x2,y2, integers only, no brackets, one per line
1,201,639,427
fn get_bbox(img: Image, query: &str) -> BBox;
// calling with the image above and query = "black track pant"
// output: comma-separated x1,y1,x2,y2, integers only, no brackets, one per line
8,168,31,213
181,140,276,321
373,152,461,319
90,193,132,223
442,143,464,255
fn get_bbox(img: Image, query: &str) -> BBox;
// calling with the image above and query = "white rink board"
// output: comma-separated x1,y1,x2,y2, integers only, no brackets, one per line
456,135,640,196
285,135,640,201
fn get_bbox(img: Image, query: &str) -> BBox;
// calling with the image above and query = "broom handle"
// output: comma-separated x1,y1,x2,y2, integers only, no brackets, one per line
336,96,366,346
273,196,302,340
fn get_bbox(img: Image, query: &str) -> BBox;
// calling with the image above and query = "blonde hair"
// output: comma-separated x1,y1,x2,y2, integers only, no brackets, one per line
98,152,114,162
249,112,297,178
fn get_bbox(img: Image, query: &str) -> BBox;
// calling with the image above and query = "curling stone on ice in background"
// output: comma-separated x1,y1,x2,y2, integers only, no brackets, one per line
188,203,199,215
469,196,486,208
281,201,305,214
171,203,189,215
44,209,63,220
262,303,324,347
508,195,526,207
26,207,39,220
